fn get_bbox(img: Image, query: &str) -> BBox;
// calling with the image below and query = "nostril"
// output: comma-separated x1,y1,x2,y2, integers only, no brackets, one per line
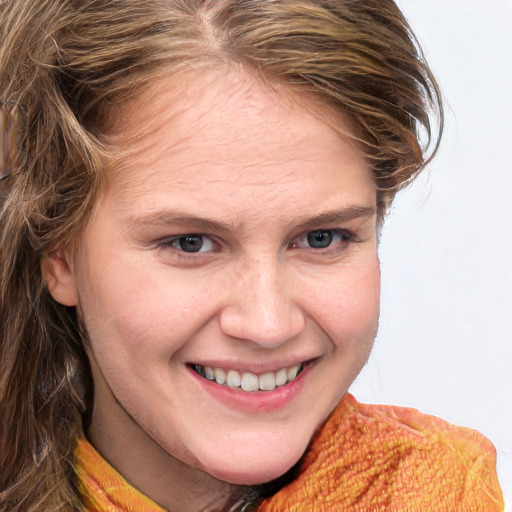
219,303,305,347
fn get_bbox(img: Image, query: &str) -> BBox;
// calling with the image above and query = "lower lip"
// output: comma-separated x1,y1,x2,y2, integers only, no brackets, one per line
188,365,310,413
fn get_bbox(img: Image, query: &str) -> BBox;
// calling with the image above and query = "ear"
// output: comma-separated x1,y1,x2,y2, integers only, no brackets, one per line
40,251,79,306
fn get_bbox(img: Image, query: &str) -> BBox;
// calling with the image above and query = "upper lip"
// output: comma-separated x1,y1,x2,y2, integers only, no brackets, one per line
187,356,319,374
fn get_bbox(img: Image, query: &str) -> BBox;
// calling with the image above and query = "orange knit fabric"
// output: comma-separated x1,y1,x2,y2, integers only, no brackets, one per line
75,394,504,512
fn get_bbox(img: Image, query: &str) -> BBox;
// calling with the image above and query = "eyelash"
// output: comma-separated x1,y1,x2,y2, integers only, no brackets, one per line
157,234,217,255
156,229,356,260
288,229,355,252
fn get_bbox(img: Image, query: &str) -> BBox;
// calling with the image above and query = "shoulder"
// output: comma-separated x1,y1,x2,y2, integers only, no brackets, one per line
340,392,497,464
259,394,504,512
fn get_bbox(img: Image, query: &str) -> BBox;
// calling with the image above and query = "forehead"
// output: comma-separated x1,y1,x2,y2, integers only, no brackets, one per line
101,67,375,217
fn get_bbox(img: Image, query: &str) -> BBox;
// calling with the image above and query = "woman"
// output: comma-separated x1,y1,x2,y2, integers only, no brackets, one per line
0,1,504,511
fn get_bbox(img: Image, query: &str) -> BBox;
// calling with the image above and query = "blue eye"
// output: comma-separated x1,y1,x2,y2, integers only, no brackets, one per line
307,230,333,249
160,234,216,253
289,229,352,251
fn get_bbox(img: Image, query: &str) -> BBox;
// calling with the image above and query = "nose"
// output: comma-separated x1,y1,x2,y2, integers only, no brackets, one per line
219,256,306,348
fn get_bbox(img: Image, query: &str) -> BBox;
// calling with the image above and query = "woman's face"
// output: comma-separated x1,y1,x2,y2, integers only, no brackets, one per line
52,69,380,487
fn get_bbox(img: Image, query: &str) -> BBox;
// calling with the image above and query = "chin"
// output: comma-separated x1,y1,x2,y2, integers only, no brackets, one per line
201,445,306,486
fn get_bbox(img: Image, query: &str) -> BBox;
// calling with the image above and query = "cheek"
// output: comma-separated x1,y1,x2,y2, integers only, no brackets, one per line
311,256,381,347
76,253,217,361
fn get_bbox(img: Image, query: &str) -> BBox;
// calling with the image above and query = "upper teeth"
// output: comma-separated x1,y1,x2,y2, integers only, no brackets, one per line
192,363,302,392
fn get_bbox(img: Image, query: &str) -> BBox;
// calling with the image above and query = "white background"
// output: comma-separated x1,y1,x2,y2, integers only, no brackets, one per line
349,0,512,509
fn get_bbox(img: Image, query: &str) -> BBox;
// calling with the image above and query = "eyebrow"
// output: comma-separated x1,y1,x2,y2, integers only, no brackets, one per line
292,206,376,231
126,210,238,233
126,205,376,233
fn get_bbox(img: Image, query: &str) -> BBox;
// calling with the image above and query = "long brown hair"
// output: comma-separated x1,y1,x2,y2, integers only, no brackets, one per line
0,1,443,510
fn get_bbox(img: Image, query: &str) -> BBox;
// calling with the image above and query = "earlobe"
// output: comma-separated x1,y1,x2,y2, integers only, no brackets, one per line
40,251,79,307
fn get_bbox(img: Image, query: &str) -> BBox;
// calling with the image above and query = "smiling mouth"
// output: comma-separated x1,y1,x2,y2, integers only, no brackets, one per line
190,363,304,392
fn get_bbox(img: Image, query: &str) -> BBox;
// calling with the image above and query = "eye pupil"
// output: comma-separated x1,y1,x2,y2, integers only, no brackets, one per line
307,230,333,248
179,235,203,252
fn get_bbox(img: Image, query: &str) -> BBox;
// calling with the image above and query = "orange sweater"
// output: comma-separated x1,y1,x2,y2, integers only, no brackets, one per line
75,394,504,511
